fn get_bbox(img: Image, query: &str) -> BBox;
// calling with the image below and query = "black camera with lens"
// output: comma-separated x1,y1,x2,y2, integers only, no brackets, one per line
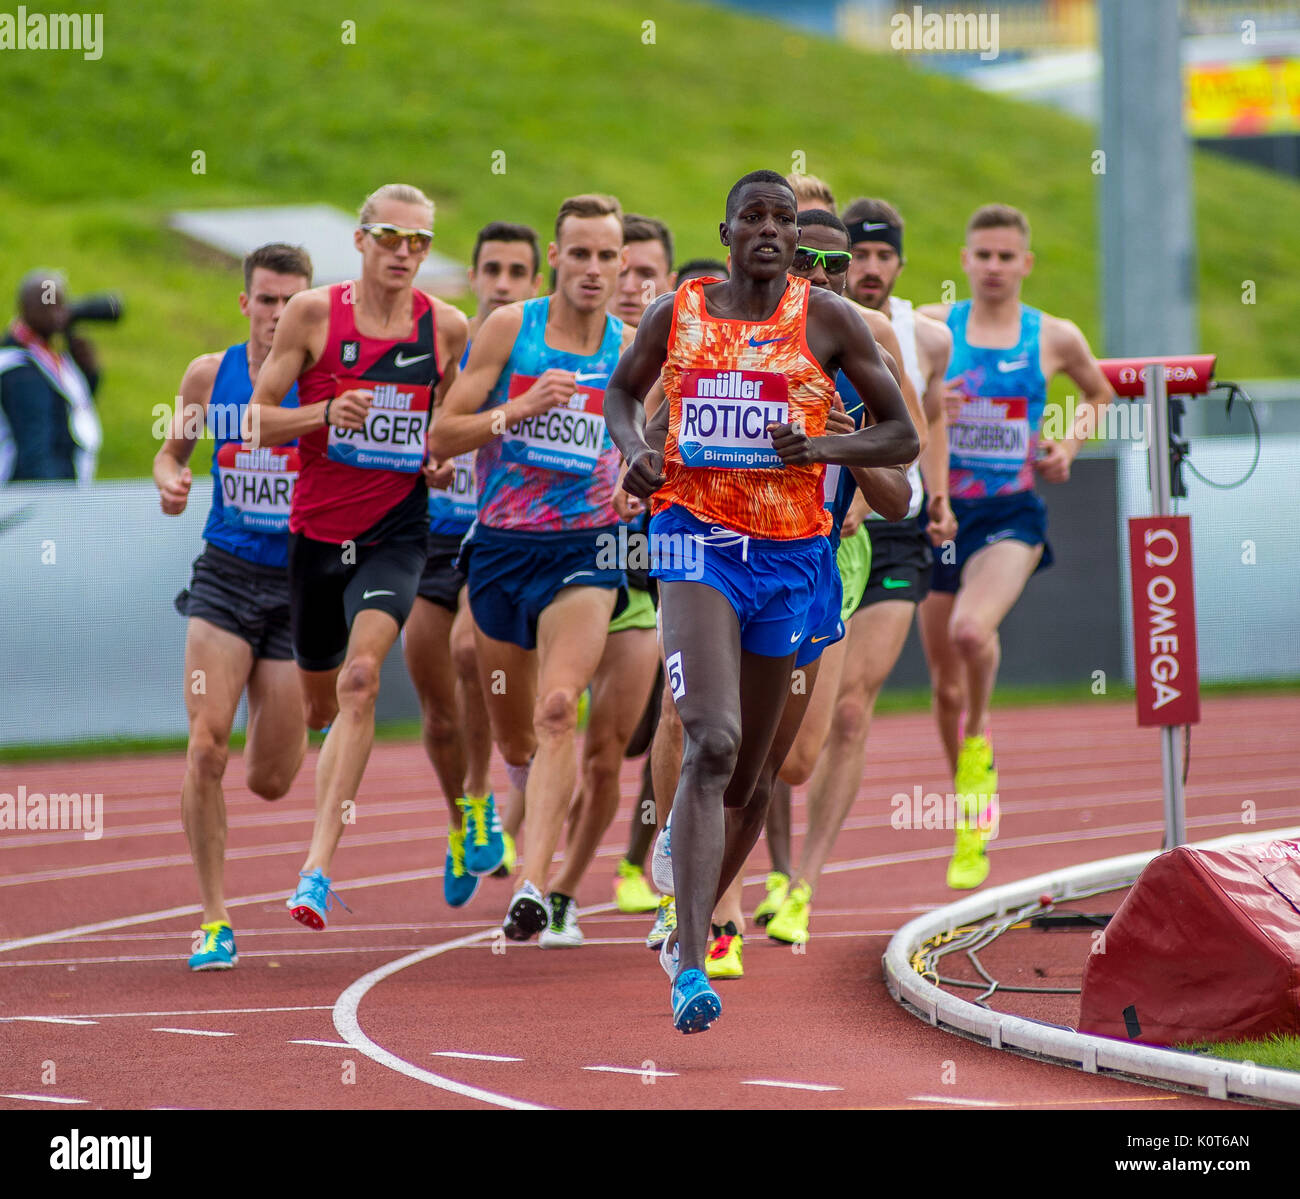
66,293,124,325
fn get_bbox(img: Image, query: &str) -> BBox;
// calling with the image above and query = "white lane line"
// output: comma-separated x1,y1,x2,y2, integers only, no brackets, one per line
742,1079,842,1092
8,1016,98,1025
0,866,437,955
152,1027,235,1037
334,928,547,1111
2,1093,88,1105
910,1094,1013,1108
1,944,430,968
432,1051,523,1062
584,1065,678,1078
289,1039,352,1048
0,1005,332,1022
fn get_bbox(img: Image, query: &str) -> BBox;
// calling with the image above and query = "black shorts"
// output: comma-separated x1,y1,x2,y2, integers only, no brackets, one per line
416,531,467,612
288,490,428,672
175,543,294,660
857,519,933,611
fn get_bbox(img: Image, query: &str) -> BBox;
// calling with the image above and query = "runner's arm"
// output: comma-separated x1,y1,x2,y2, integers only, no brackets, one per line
849,463,910,522
1038,317,1114,483
867,313,927,456
795,292,918,468
605,294,674,497
250,290,331,446
153,352,220,515
915,317,956,541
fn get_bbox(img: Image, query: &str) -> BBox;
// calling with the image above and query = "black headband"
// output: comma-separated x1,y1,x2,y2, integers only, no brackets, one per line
845,219,903,254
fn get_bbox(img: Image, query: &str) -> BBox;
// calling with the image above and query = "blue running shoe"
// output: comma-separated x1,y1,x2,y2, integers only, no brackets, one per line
444,827,479,908
188,921,237,971
458,793,506,876
287,868,351,931
672,969,722,1034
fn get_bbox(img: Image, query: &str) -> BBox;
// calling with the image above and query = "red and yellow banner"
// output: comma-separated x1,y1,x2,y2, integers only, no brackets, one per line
1186,58,1300,138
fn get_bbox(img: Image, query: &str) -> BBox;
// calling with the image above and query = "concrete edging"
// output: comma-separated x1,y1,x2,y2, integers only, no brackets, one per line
882,826,1300,1107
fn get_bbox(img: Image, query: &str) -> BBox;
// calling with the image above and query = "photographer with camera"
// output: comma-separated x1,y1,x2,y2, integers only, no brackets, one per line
0,269,120,483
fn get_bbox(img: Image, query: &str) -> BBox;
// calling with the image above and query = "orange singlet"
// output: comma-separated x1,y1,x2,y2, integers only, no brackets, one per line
654,275,834,540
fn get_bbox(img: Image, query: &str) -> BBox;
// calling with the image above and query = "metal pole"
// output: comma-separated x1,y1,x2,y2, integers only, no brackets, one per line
1146,362,1187,847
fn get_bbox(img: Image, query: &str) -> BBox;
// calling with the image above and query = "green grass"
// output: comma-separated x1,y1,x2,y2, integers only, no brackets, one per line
3,0,1299,477
3,675,1294,764
1182,1034,1300,1073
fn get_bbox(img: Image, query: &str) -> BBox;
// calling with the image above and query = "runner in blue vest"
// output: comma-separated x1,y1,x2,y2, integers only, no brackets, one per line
918,204,1113,889
153,243,313,970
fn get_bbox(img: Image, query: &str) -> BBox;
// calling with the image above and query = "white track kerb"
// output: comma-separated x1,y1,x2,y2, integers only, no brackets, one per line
883,827,1300,1109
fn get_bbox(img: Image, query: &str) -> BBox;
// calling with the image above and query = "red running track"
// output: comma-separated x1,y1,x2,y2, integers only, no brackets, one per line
1,694,1296,1110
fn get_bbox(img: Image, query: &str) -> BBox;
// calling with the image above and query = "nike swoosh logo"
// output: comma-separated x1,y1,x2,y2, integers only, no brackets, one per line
881,578,911,589
859,221,889,231
996,359,1029,372
573,372,605,384
789,629,803,643
749,336,788,348
810,634,831,644
362,589,396,599
561,570,595,585
984,530,1016,544
394,351,432,368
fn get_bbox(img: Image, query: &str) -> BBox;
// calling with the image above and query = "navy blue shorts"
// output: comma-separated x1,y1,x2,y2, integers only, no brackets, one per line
794,560,844,669
464,523,625,650
930,491,1054,595
650,504,835,659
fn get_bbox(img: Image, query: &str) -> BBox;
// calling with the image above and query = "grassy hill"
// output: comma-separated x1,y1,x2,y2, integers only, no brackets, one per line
3,0,1298,478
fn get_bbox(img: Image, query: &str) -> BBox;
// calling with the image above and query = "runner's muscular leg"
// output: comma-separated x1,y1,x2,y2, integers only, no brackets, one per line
551,625,658,898
244,657,307,800
519,585,617,891
451,597,493,799
302,608,401,875
948,539,1041,742
182,616,255,926
403,596,465,821
800,601,914,891
917,592,962,773
472,621,538,768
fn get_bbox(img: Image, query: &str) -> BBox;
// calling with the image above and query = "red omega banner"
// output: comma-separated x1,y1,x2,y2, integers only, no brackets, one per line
1128,516,1201,727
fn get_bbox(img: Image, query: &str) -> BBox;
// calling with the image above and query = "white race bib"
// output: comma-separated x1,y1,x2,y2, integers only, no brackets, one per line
948,395,1030,466
217,444,299,533
501,374,607,475
327,380,429,473
428,451,476,523
676,369,789,469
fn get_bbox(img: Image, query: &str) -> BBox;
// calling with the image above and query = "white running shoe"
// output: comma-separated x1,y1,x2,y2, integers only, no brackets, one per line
650,812,674,896
502,880,548,941
538,892,584,948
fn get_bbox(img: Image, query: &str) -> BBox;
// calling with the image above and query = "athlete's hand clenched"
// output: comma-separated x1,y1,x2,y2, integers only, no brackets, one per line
423,458,456,489
512,369,579,419
329,389,372,431
768,421,820,466
622,448,666,499
158,467,192,515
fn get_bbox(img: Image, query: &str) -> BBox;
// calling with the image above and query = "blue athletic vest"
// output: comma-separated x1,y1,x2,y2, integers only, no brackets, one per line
944,301,1047,499
475,297,625,532
821,370,866,550
427,342,478,536
201,344,299,567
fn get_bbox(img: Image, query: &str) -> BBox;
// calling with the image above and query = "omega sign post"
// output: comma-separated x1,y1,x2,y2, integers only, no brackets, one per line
1101,357,1213,847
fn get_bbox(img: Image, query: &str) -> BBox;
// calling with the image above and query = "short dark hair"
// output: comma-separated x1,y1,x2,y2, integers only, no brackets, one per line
675,257,729,285
725,170,796,222
796,209,849,244
243,243,313,292
471,221,541,276
841,197,904,236
967,203,1030,244
622,214,674,271
554,193,623,241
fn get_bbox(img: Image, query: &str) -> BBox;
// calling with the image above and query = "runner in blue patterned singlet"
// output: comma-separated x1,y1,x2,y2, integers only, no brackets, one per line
917,203,1113,890
430,194,636,945
406,221,542,908
153,243,314,971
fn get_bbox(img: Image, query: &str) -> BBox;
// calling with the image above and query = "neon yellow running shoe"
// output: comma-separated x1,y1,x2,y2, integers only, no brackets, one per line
614,859,659,913
766,882,811,945
705,923,744,979
947,825,991,889
490,830,517,880
954,734,999,840
576,688,591,731
752,871,789,927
